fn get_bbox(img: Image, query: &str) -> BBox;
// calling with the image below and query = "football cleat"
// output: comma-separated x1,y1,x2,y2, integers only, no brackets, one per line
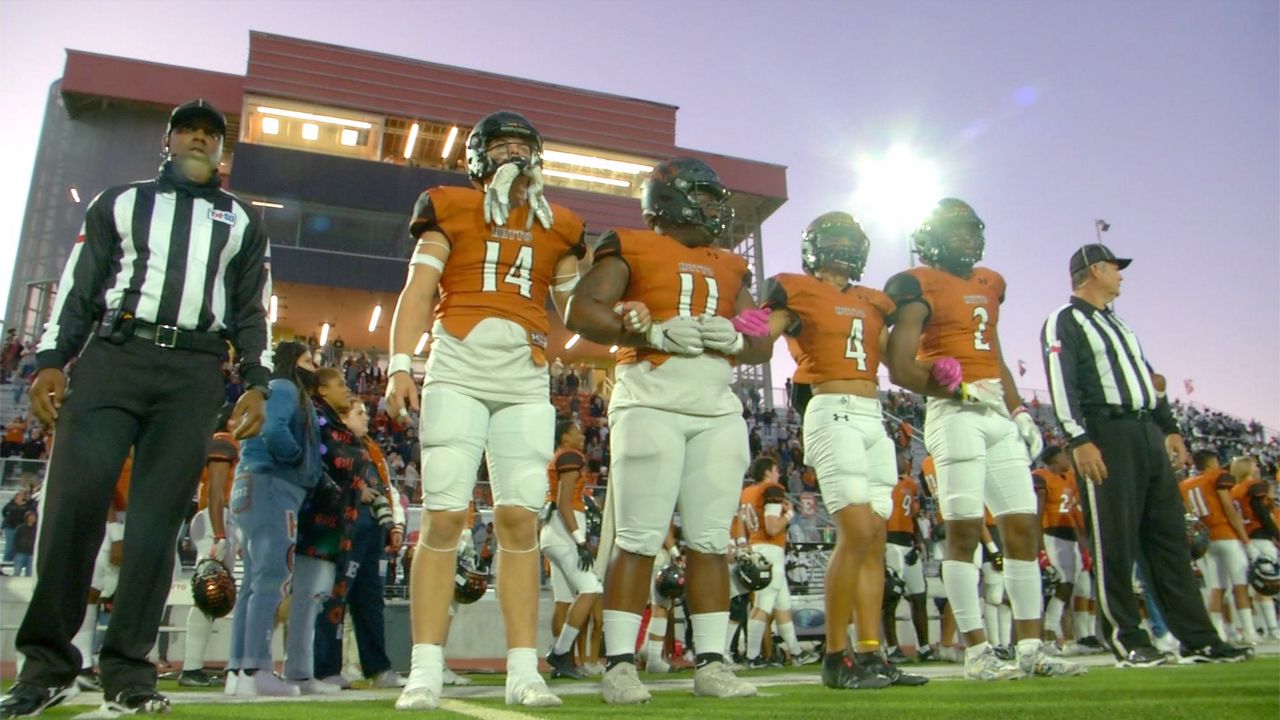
504,676,561,707
177,669,212,688
692,661,757,698
963,645,1024,681
74,686,169,718
76,670,103,692
1178,642,1254,664
601,663,651,705
821,652,892,690
1114,646,1170,668
546,651,586,680
442,667,471,686
1019,645,1087,676
879,658,929,686
1,682,78,718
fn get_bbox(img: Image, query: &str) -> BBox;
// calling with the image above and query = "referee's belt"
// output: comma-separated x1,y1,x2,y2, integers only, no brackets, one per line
125,321,227,356
1086,405,1153,422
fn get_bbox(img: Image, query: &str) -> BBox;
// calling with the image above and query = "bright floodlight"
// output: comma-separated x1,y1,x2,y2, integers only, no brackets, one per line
853,146,942,235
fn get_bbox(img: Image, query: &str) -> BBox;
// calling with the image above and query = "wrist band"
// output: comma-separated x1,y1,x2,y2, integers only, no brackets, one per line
572,528,586,544
388,353,413,375
985,541,999,554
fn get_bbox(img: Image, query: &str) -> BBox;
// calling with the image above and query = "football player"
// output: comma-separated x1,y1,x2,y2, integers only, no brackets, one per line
565,157,772,704
1179,450,1258,643
386,110,585,710
540,418,604,679
884,454,930,662
884,199,1083,679
1229,457,1280,640
1033,446,1086,650
642,522,682,674
70,455,133,693
761,212,925,689
179,406,241,687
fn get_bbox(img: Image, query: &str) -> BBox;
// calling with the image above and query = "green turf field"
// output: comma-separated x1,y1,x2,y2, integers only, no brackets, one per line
25,657,1280,720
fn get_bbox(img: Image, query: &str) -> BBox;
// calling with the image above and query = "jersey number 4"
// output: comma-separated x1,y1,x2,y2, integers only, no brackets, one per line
845,317,867,371
482,241,533,298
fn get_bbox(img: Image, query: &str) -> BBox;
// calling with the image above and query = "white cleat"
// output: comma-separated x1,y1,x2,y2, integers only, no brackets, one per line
442,667,471,686
371,670,407,688
504,676,561,707
963,646,1024,681
1019,645,1087,677
693,661,757,698
288,678,343,695
242,671,302,697
601,662,651,705
395,686,440,711
646,655,672,674
223,670,238,696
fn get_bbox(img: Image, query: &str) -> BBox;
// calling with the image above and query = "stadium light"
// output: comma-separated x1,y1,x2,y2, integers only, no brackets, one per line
368,304,382,332
319,322,330,347
853,146,941,262
404,123,420,159
69,187,81,203
268,294,278,323
565,334,581,350
441,126,459,159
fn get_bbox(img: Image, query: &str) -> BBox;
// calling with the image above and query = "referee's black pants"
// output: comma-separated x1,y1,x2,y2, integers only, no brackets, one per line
1078,415,1218,655
17,337,224,697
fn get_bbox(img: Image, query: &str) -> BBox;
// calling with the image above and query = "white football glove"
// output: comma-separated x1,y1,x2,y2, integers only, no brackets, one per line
209,536,230,565
957,379,1009,415
700,316,744,355
645,316,704,356
1245,543,1261,561
523,166,554,230
483,162,522,226
1012,407,1043,459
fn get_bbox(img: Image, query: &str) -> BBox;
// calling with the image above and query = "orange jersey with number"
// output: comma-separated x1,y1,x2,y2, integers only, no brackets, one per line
885,266,1006,381
409,186,586,364
546,449,588,512
196,432,240,512
1033,468,1079,530
764,273,895,384
596,228,750,368
1230,478,1273,537
1179,470,1237,541
888,475,921,534
786,338,817,384
739,481,788,547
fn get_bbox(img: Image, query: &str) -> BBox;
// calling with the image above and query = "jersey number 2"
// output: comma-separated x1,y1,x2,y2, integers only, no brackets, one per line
482,241,533,298
972,307,991,350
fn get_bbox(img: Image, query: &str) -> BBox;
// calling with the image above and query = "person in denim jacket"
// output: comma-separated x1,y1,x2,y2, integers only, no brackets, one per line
226,341,322,697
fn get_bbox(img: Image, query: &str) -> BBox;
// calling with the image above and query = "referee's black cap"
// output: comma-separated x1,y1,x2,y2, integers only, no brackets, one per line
168,99,227,137
1069,243,1131,276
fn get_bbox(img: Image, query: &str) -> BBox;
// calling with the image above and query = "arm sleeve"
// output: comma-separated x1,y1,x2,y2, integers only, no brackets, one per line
1041,308,1091,445
227,214,273,388
762,276,802,336
36,191,120,372
409,189,443,240
883,272,930,325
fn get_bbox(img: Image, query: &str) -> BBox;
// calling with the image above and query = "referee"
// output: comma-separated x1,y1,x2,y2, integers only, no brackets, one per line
1,100,272,718
1040,243,1250,667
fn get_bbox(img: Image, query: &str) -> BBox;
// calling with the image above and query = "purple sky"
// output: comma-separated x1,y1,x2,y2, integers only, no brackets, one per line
2,1,1276,428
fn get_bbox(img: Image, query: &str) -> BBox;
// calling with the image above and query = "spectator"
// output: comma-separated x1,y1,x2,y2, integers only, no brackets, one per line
2,416,27,457
3,489,35,564
12,511,36,576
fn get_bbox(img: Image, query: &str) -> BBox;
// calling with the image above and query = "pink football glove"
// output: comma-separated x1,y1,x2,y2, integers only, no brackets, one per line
930,357,963,392
730,308,771,337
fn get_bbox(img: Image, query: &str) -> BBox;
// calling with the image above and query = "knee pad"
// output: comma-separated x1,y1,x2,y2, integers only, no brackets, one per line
419,388,487,512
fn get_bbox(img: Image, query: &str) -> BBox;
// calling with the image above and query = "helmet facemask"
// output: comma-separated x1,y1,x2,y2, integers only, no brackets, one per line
913,199,986,274
802,217,870,280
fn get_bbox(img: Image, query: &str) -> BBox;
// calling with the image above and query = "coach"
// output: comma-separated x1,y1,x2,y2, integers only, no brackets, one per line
1,99,272,718
1040,243,1249,667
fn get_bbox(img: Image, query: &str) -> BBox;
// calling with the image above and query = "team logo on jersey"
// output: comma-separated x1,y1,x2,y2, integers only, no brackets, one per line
492,227,532,243
209,209,237,226
530,332,548,349
678,262,716,277
963,294,988,305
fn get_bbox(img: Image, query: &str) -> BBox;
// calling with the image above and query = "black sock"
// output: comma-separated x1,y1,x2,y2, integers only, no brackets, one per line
695,652,724,668
242,669,258,676
605,653,634,670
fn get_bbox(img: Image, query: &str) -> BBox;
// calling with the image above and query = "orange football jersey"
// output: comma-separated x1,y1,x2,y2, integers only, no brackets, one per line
1179,470,1237,541
596,228,750,368
1230,477,1273,538
786,337,816,384
887,475,921,535
765,273,895,385
196,432,240,512
410,186,586,364
739,480,788,547
885,266,1006,381
546,448,588,512
1033,468,1079,531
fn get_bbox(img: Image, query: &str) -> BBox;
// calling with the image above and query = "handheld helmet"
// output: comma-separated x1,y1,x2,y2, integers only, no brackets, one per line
191,559,237,619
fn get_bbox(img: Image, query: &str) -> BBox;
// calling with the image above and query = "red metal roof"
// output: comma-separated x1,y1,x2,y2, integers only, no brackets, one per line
61,50,244,116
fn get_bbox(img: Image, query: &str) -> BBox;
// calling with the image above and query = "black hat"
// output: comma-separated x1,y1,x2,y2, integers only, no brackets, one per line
1069,243,1131,276
168,99,226,136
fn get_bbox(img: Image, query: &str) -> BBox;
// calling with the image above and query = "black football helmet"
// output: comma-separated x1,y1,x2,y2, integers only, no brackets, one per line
641,157,734,242
654,562,687,600
465,111,543,183
801,212,871,280
1249,556,1280,596
191,559,237,619
454,558,489,604
883,566,907,609
912,198,985,274
733,550,774,592
1041,564,1063,599
1185,515,1210,560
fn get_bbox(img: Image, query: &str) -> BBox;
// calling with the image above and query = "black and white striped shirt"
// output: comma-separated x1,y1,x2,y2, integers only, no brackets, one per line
36,162,274,387
1041,296,1178,444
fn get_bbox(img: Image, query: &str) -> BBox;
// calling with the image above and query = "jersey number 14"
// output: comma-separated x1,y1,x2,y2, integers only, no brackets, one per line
482,241,534,298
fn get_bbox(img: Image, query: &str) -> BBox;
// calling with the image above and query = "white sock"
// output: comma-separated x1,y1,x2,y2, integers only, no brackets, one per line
408,644,444,695
72,605,98,670
964,641,992,661
648,617,668,641
942,560,984,634
998,605,1013,647
506,647,538,682
746,619,766,659
983,602,1002,644
1239,608,1257,640
1044,597,1066,640
1016,637,1042,659
778,622,801,655
553,625,580,655
1074,609,1094,640
1258,598,1277,631
1210,612,1226,639
1002,559,1043,623
603,610,643,659
691,611,730,658
183,606,213,670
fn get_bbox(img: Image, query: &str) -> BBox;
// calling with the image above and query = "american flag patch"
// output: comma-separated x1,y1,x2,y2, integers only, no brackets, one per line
1048,340,1062,354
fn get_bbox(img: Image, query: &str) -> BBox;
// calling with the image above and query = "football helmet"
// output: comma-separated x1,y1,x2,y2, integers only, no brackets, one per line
465,111,543,183
191,559,237,619
454,558,489,605
800,211,871,280
912,198,985,274
1185,515,1210,560
1041,564,1063,599
733,550,774,592
1249,556,1280,596
883,567,907,608
584,501,602,538
641,157,734,241
654,563,687,601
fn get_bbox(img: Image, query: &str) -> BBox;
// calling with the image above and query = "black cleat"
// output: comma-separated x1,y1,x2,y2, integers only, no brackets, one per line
1179,642,1254,664
915,646,938,663
0,681,78,718
1114,646,1169,668
879,658,929,686
745,656,773,670
76,670,103,692
546,651,586,680
885,648,910,664
821,652,892,690
1078,636,1105,650
177,669,213,687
